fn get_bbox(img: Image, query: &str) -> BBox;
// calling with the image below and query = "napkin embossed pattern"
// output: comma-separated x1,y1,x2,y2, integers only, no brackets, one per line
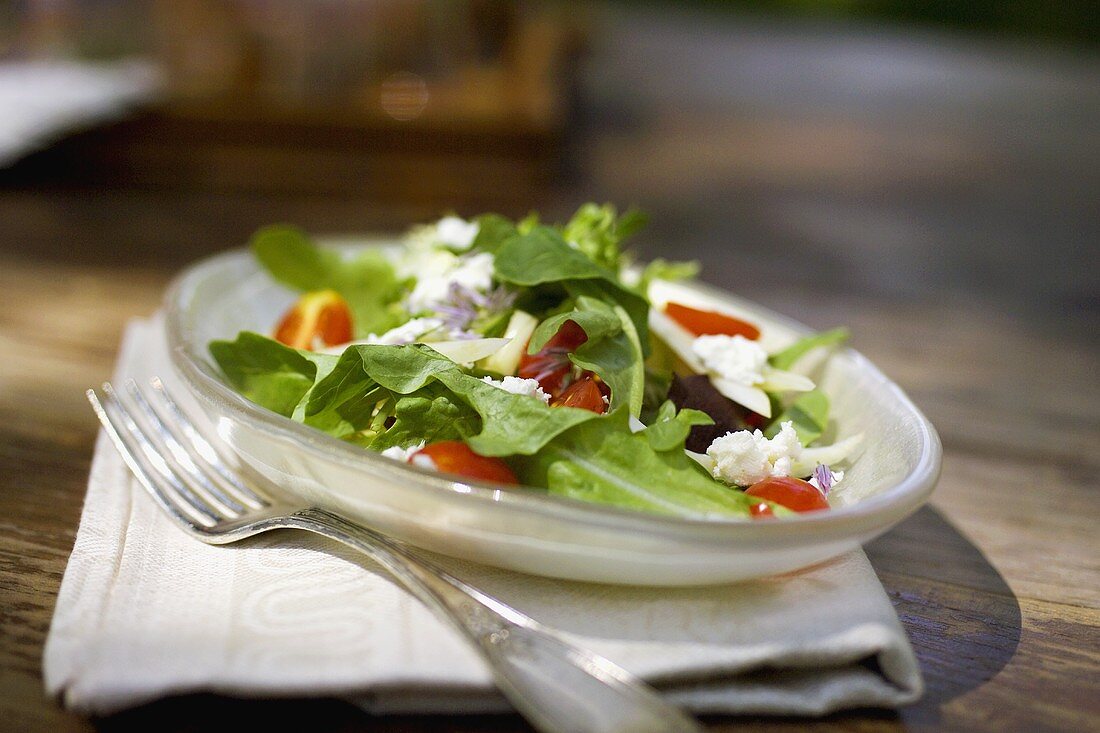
44,318,922,716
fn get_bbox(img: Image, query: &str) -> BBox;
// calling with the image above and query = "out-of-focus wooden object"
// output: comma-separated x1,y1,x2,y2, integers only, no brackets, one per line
7,1,579,207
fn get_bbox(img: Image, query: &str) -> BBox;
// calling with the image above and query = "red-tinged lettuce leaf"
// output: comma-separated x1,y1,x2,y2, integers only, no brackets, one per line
667,374,756,452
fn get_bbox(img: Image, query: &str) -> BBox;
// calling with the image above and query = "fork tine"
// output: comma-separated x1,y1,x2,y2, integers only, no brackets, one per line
123,379,248,517
87,387,218,530
98,383,222,528
148,377,267,509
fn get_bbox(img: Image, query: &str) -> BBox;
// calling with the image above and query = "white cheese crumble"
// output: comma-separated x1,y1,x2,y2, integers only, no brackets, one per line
405,251,495,314
481,375,551,404
435,216,479,250
410,453,438,470
706,421,803,487
366,317,444,345
692,334,768,386
380,442,425,462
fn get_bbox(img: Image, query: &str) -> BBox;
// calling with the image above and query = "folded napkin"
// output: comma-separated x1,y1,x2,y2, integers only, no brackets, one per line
44,317,922,717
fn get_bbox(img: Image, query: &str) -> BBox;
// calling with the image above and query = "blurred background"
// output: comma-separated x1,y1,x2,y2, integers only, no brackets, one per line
0,0,1097,336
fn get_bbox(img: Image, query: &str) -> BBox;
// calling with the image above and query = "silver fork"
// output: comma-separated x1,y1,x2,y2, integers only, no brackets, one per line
87,377,701,733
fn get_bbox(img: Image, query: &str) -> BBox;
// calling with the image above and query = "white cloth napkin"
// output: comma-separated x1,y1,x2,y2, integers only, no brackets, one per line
44,317,922,717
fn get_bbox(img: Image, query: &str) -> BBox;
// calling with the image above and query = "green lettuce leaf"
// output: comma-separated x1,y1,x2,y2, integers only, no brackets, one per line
519,410,754,518
469,214,518,254
492,226,651,353
641,401,714,452
304,343,601,456
209,332,334,418
764,389,830,445
528,296,646,416
769,328,849,371
250,225,407,337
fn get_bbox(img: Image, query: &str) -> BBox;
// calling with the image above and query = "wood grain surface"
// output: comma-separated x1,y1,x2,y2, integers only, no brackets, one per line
3,203,1097,733
3,7,1099,732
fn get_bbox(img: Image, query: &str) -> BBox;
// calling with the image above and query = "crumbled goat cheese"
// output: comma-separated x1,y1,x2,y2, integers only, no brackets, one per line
706,421,803,486
692,334,768,386
380,443,425,462
435,216,479,250
406,252,495,314
481,375,551,404
410,453,438,470
366,317,444,345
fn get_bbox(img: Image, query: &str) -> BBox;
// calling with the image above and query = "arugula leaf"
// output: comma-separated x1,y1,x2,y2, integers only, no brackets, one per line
764,389,830,445
302,343,453,436
250,225,407,337
573,302,645,417
769,328,849,371
563,279,651,358
434,373,597,457
528,297,622,353
494,226,615,284
209,332,328,418
527,296,645,416
304,343,601,456
493,226,651,351
641,401,714,452
519,410,754,518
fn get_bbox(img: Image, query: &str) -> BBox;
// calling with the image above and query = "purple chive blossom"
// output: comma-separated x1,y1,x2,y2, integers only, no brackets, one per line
436,282,516,336
812,464,834,496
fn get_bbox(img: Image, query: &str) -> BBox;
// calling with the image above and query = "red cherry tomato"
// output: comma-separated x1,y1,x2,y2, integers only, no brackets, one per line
274,290,354,351
518,320,588,398
749,501,775,519
744,477,829,513
665,302,760,340
411,441,519,485
552,374,607,414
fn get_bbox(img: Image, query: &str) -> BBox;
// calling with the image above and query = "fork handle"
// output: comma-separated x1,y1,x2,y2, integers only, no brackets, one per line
287,508,701,733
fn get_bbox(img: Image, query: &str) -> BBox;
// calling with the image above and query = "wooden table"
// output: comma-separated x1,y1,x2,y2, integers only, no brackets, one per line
3,9,1098,732
3,191,1097,733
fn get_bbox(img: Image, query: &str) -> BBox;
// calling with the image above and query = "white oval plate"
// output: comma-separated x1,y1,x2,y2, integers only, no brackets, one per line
164,241,941,586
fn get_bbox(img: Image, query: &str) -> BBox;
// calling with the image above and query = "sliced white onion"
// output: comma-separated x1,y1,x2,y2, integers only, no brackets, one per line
759,366,815,393
319,336,509,366
424,338,510,365
478,310,538,375
710,377,772,418
791,433,864,477
647,308,703,372
685,450,715,472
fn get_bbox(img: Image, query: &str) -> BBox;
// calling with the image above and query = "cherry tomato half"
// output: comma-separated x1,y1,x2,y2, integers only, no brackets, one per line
410,441,518,485
553,374,607,414
748,501,775,519
518,320,588,399
274,290,354,351
744,476,829,513
665,302,760,340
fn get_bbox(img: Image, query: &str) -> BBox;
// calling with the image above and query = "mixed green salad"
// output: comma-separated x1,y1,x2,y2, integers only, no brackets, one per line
210,204,861,520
